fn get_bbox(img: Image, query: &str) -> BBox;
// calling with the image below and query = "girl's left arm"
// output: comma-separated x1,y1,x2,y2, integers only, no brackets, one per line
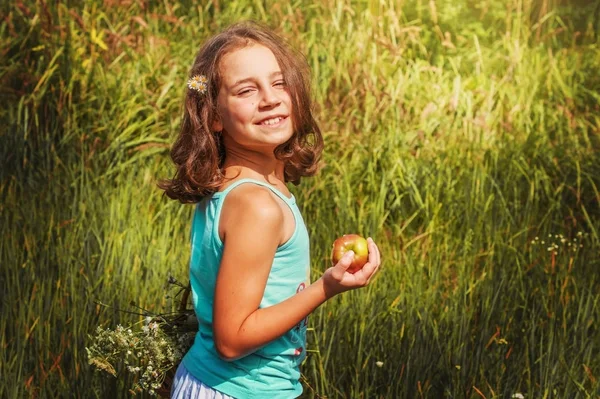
212,187,381,361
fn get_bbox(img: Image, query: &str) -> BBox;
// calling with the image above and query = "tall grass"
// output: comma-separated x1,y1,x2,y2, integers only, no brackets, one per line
1,0,599,397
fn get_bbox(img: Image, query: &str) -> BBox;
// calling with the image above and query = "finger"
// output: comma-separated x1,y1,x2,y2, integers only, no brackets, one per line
364,239,381,284
367,237,377,265
358,249,378,281
367,238,380,267
366,260,381,284
373,241,381,267
332,250,354,280
365,238,380,271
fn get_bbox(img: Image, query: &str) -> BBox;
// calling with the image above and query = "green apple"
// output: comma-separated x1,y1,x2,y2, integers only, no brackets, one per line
331,234,369,273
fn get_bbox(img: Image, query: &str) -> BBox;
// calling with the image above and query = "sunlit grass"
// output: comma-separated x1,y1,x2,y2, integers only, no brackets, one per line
1,0,599,397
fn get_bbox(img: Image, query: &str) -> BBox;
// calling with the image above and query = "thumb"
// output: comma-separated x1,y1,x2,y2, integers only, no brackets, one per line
333,250,354,276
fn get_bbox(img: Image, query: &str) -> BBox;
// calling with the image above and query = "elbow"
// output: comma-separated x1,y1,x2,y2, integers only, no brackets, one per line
214,337,243,362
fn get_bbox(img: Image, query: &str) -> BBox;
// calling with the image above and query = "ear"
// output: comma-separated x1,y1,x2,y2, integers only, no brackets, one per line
212,118,223,132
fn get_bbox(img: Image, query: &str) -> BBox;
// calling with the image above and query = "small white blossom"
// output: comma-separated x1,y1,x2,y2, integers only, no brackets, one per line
87,303,196,397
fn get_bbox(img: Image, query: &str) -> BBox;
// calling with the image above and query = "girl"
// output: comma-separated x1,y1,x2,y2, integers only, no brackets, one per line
160,21,381,399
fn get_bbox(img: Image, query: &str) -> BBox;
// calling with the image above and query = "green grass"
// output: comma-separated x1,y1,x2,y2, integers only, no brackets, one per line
1,0,599,397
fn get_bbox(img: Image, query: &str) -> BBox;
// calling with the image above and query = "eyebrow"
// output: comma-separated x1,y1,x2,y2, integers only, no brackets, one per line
230,71,283,90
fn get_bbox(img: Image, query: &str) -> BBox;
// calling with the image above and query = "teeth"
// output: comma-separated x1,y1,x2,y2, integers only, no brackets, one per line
261,117,283,125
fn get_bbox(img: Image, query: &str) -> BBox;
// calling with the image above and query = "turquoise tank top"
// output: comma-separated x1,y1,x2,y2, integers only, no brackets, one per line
181,178,311,399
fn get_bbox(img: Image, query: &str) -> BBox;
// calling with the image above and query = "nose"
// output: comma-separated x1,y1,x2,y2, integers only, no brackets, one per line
259,86,281,109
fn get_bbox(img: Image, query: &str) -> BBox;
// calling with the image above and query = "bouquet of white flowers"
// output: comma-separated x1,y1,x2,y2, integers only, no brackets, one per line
86,277,196,397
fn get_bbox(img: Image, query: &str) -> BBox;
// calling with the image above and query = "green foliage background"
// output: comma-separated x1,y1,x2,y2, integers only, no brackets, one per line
1,0,600,397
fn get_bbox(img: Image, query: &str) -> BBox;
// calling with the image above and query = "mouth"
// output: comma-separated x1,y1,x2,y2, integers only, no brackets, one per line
256,115,288,127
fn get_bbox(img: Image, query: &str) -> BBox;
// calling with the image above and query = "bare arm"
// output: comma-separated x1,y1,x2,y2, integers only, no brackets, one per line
213,185,382,361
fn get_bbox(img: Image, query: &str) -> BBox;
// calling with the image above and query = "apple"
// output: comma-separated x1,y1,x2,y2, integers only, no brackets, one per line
331,234,369,273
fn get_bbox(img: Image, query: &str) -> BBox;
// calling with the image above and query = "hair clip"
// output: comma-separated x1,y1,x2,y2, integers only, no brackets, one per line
187,75,208,94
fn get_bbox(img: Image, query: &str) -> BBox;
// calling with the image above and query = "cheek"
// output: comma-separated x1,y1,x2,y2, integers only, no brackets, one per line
233,103,256,124
220,98,257,131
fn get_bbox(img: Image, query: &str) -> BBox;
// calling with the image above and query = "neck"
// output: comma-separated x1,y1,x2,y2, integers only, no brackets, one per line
222,146,286,184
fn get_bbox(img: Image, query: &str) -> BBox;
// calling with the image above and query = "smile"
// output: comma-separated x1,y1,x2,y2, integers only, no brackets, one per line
257,116,287,127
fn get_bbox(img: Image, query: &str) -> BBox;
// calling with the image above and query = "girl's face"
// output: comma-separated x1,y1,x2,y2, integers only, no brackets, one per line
214,44,294,155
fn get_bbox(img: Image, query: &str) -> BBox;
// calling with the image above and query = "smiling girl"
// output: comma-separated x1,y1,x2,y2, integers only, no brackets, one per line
160,21,381,399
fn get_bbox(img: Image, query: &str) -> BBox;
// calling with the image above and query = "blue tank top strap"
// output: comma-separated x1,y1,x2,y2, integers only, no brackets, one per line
217,178,295,205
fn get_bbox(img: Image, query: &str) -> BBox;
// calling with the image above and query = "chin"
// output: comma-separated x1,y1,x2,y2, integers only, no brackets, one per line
259,130,294,148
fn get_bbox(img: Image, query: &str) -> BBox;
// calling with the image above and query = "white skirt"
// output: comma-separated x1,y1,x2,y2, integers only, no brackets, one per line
170,362,235,399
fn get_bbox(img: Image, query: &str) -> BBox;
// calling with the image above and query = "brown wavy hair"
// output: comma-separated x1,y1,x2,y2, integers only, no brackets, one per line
159,21,324,204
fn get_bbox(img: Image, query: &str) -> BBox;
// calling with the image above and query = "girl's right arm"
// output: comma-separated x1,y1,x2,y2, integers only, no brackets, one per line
212,185,381,361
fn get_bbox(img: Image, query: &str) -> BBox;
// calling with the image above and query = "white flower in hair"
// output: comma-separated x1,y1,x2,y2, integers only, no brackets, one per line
187,75,208,94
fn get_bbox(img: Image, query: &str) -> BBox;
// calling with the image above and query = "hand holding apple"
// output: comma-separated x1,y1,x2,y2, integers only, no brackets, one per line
321,235,382,298
331,234,369,274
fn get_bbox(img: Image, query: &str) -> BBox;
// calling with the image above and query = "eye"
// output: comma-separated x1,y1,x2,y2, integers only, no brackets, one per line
238,87,255,96
274,80,286,87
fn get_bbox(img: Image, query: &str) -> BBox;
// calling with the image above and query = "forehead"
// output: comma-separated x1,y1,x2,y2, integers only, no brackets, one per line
219,44,282,86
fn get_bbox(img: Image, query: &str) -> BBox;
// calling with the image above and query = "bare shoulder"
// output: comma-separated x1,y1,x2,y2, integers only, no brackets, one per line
219,183,284,240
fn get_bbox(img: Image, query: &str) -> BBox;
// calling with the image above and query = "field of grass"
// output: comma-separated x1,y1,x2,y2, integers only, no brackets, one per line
2,0,600,397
